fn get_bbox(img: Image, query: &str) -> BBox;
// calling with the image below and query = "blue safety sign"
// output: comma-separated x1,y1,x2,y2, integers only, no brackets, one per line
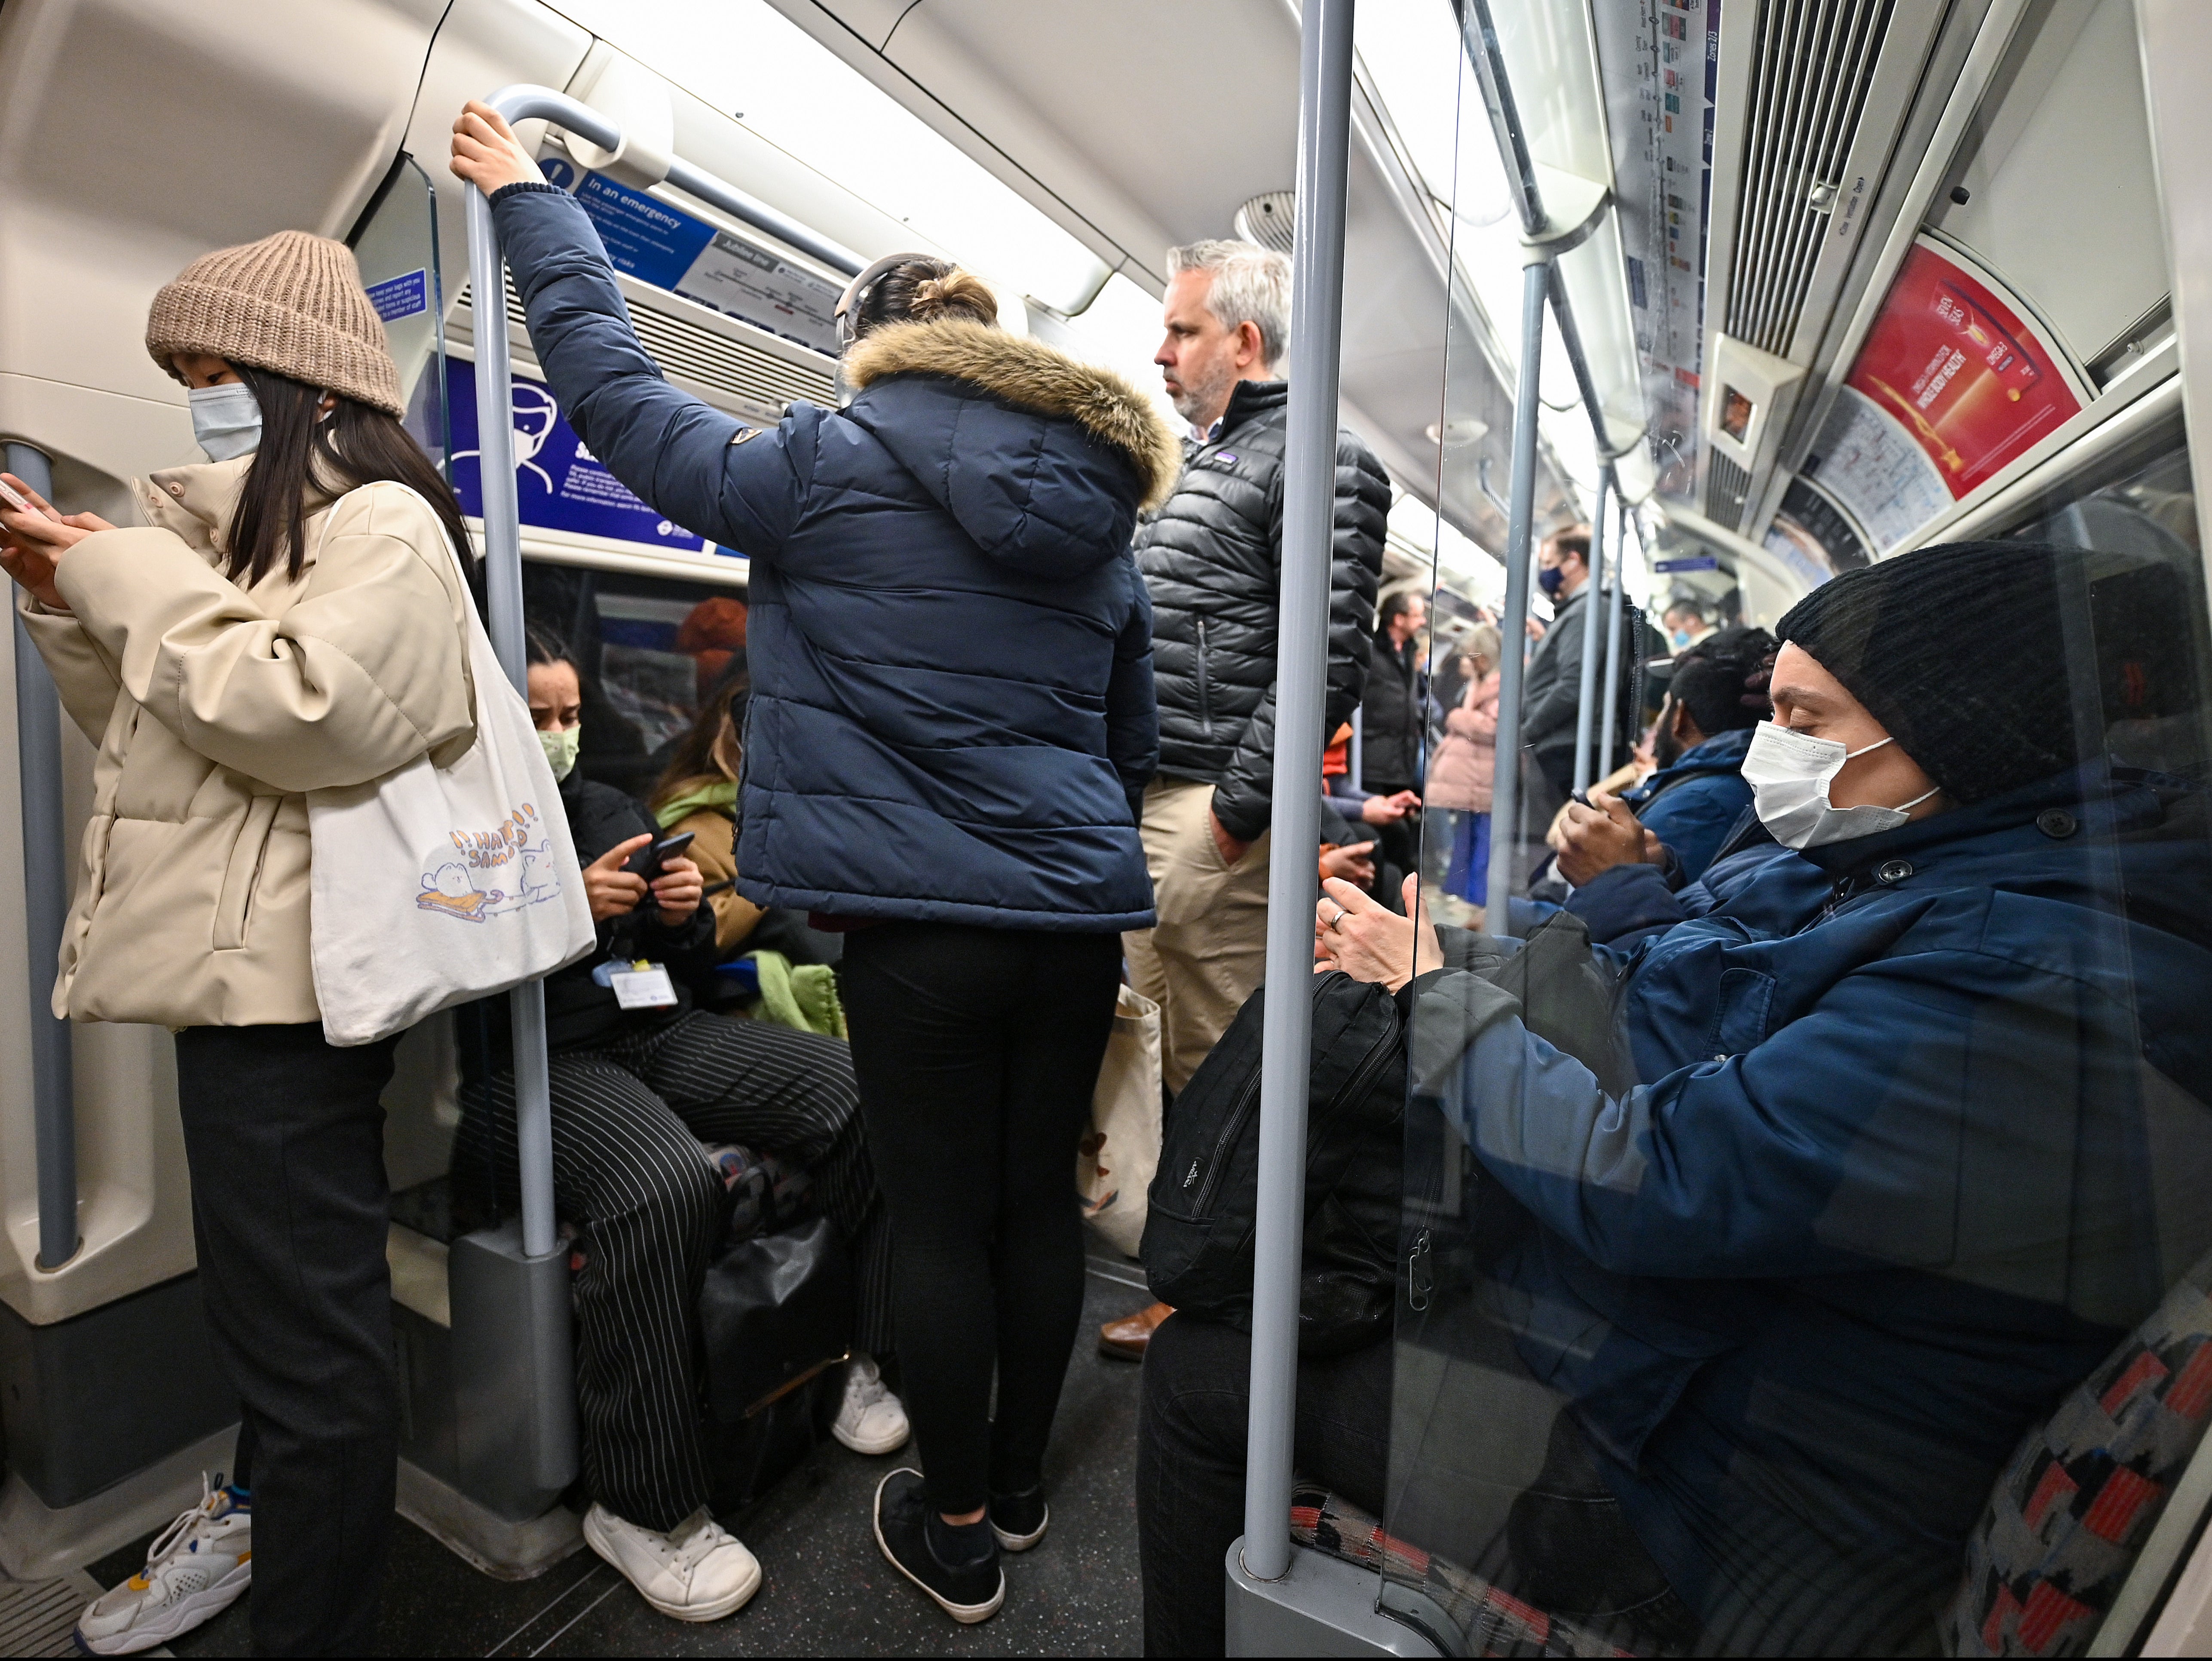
534,154,842,355
444,357,708,553
1654,556,1720,573
365,268,428,322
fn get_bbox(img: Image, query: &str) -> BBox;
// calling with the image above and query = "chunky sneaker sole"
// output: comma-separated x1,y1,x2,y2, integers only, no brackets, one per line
583,1506,761,1621
990,1498,1049,1553
872,1470,1004,1624
74,1563,250,1656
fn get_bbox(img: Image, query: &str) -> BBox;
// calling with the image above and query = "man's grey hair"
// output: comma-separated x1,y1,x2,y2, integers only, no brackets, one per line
1166,239,1291,368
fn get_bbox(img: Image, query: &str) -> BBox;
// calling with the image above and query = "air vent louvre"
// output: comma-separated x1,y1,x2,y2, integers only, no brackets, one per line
1725,0,1894,357
1706,453,1753,528
1233,192,1297,254
453,274,835,420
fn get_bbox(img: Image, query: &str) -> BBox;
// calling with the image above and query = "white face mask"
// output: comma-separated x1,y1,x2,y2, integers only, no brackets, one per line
1742,722,1939,849
189,382,262,462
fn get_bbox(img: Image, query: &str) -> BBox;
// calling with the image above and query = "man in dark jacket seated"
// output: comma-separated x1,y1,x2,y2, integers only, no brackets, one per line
454,632,903,1624
1555,625,1777,891
1145,542,2212,1655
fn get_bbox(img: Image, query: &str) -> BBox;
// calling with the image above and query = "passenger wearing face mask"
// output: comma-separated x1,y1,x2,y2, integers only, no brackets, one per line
1301,540,2212,1651
0,232,478,1656
1519,525,1662,800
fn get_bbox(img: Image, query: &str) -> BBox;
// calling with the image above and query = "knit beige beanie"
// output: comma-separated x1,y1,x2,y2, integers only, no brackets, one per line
146,230,403,416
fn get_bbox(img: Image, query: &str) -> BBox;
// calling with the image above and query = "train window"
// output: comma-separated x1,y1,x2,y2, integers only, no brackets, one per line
1383,94,2212,1661
519,560,748,800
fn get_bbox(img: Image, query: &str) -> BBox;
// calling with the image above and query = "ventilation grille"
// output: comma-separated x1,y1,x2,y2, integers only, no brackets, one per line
1706,452,1753,528
454,273,835,419
1724,0,1894,356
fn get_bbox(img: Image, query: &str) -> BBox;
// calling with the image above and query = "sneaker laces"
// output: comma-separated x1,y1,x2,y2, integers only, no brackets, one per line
144,1474,229,1575
661,1510,726,1577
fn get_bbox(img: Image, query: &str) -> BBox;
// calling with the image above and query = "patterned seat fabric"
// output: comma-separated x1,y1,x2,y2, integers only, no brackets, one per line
1950,1259,2212,1657
1290,1481,1653,1658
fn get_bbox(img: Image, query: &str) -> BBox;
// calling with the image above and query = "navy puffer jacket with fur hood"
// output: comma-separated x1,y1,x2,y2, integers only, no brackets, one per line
491,185,1180,929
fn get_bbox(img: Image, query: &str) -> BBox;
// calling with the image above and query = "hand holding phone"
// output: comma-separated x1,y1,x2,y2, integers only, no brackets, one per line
627,831,695,884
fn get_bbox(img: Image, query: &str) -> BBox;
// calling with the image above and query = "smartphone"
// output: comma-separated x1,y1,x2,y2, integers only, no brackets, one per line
628,831,695,884
0,476,48,516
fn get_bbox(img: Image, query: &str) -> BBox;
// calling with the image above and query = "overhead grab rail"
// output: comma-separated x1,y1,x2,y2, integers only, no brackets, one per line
460,85,863,1496
1464,0,1637,936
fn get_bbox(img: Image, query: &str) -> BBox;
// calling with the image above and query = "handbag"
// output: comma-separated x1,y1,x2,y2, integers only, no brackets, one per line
305,484,595,1045
1078,983,1164,1256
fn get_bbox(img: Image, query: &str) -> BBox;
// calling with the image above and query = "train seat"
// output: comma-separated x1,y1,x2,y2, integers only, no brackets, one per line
1290,1248,2212,1658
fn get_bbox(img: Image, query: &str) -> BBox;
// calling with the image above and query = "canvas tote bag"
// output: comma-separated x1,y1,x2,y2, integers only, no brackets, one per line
306,485,594,1045
1078,983,1164,1256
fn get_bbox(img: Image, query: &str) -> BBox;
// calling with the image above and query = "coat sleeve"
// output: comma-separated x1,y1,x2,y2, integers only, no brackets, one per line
490,185,811,559
1210,430,1388,844
1520,605,1586,753
52,486,474,793
15,592,122,743
1105,560,1160,823
1416,945,2111,1280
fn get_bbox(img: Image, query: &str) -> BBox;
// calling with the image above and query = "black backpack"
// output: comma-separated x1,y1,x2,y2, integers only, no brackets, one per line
1140,970,1406,1357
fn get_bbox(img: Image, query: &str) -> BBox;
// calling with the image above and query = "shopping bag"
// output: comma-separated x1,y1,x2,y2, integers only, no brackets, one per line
1078,983,1163,1256
306,485,594,1045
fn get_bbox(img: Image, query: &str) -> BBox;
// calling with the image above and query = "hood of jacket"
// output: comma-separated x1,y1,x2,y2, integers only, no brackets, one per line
841,319,1180,578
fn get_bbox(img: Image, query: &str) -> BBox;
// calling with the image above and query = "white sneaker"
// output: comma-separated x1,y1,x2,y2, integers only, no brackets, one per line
583,1503,761,1622
75,1474,251,1655
831,1353,911,1455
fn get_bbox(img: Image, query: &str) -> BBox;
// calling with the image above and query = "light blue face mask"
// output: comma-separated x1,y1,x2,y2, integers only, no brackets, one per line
189,382,262,462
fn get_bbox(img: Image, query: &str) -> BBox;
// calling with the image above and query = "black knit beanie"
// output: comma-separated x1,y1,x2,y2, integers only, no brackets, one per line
1775,541,2088,804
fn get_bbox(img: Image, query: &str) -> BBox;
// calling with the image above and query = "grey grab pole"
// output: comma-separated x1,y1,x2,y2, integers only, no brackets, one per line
1570,470,1610,793
462,89,857,1265
7,442,77,1271
1241,0,1354,1584
1599,495,1632,771
1481,259,1549,940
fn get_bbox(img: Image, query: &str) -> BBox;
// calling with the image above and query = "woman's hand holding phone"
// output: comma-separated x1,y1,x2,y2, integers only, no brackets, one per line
649,856,703,927
0,473,111,611
584,835,653,922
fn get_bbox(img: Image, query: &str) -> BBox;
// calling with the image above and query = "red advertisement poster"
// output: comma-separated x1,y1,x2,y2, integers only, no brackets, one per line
1843,239,2085,498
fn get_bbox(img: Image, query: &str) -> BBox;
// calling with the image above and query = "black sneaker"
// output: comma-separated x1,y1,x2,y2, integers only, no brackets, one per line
872,1468,1005,1624
989,1485,1049,1552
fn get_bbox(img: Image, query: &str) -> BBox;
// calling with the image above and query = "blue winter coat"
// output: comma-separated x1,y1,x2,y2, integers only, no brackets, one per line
491,186,1180,930
1619,725,1756,882
1415,762,2212,1649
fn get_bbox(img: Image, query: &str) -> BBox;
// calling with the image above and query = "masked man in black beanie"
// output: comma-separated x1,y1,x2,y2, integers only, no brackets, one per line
1217,540,2212,1655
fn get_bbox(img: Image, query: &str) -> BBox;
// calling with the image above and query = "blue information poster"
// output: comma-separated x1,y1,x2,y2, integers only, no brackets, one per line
445,357,707,553
534,153,842,355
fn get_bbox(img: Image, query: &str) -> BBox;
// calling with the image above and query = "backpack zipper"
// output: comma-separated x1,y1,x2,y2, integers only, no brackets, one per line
1196,619,1216,740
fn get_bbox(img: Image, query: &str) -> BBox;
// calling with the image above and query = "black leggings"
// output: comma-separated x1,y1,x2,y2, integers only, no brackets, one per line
840,921,1122,1516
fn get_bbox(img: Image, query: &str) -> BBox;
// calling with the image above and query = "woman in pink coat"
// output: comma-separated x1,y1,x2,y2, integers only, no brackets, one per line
1424,623,1501,903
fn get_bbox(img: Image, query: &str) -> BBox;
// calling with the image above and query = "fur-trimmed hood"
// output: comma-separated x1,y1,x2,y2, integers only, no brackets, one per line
844,319,1180,514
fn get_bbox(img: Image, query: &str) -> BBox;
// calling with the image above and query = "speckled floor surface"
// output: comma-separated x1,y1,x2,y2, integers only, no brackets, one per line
85,1254,1153,1657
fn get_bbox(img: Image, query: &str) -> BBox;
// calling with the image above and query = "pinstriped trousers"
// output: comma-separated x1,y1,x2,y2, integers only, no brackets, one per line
454,1009,893,1531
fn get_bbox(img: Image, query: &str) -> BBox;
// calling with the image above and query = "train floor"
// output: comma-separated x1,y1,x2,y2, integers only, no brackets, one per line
82,1250,1153,1658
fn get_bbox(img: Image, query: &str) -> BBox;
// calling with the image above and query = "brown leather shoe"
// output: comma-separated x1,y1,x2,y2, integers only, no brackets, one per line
1099,1300,1173,1361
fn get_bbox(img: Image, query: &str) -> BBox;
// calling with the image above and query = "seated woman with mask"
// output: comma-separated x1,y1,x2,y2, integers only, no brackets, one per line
1305,541,2212,1652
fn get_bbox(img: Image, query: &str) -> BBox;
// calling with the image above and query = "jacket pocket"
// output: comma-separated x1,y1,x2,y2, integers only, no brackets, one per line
1705,967,1777,1058
1195,618,1216,740
214,794,282,952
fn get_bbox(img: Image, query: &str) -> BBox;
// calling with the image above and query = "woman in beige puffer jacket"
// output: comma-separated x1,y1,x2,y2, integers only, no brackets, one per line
0,232,476,1656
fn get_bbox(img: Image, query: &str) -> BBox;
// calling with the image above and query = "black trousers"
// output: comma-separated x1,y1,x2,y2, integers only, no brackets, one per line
1137,1314,1394,1657
840,921,1122,1517
454,1008,893,1532
173,1023,401,1658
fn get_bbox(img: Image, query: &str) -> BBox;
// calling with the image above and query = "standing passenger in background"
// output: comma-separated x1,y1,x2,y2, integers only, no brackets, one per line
1,232,478,1657
1357,590,1428,881
1519,525,1597,800
1425,625,1502,908
453,101,1177,1630
1103,238,1388,1364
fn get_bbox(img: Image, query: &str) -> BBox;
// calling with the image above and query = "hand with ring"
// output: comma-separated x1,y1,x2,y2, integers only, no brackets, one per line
1313,872,1444,992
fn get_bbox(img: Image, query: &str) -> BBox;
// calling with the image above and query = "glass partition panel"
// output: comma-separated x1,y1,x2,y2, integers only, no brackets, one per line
348,152,451,477
1380,26,2212,1661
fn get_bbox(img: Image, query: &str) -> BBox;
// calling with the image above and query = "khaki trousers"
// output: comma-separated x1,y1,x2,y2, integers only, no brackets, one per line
1123,777,1272,1095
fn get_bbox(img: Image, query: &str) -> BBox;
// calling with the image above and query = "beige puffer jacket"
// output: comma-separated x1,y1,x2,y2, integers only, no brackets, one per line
17,457,475,1028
